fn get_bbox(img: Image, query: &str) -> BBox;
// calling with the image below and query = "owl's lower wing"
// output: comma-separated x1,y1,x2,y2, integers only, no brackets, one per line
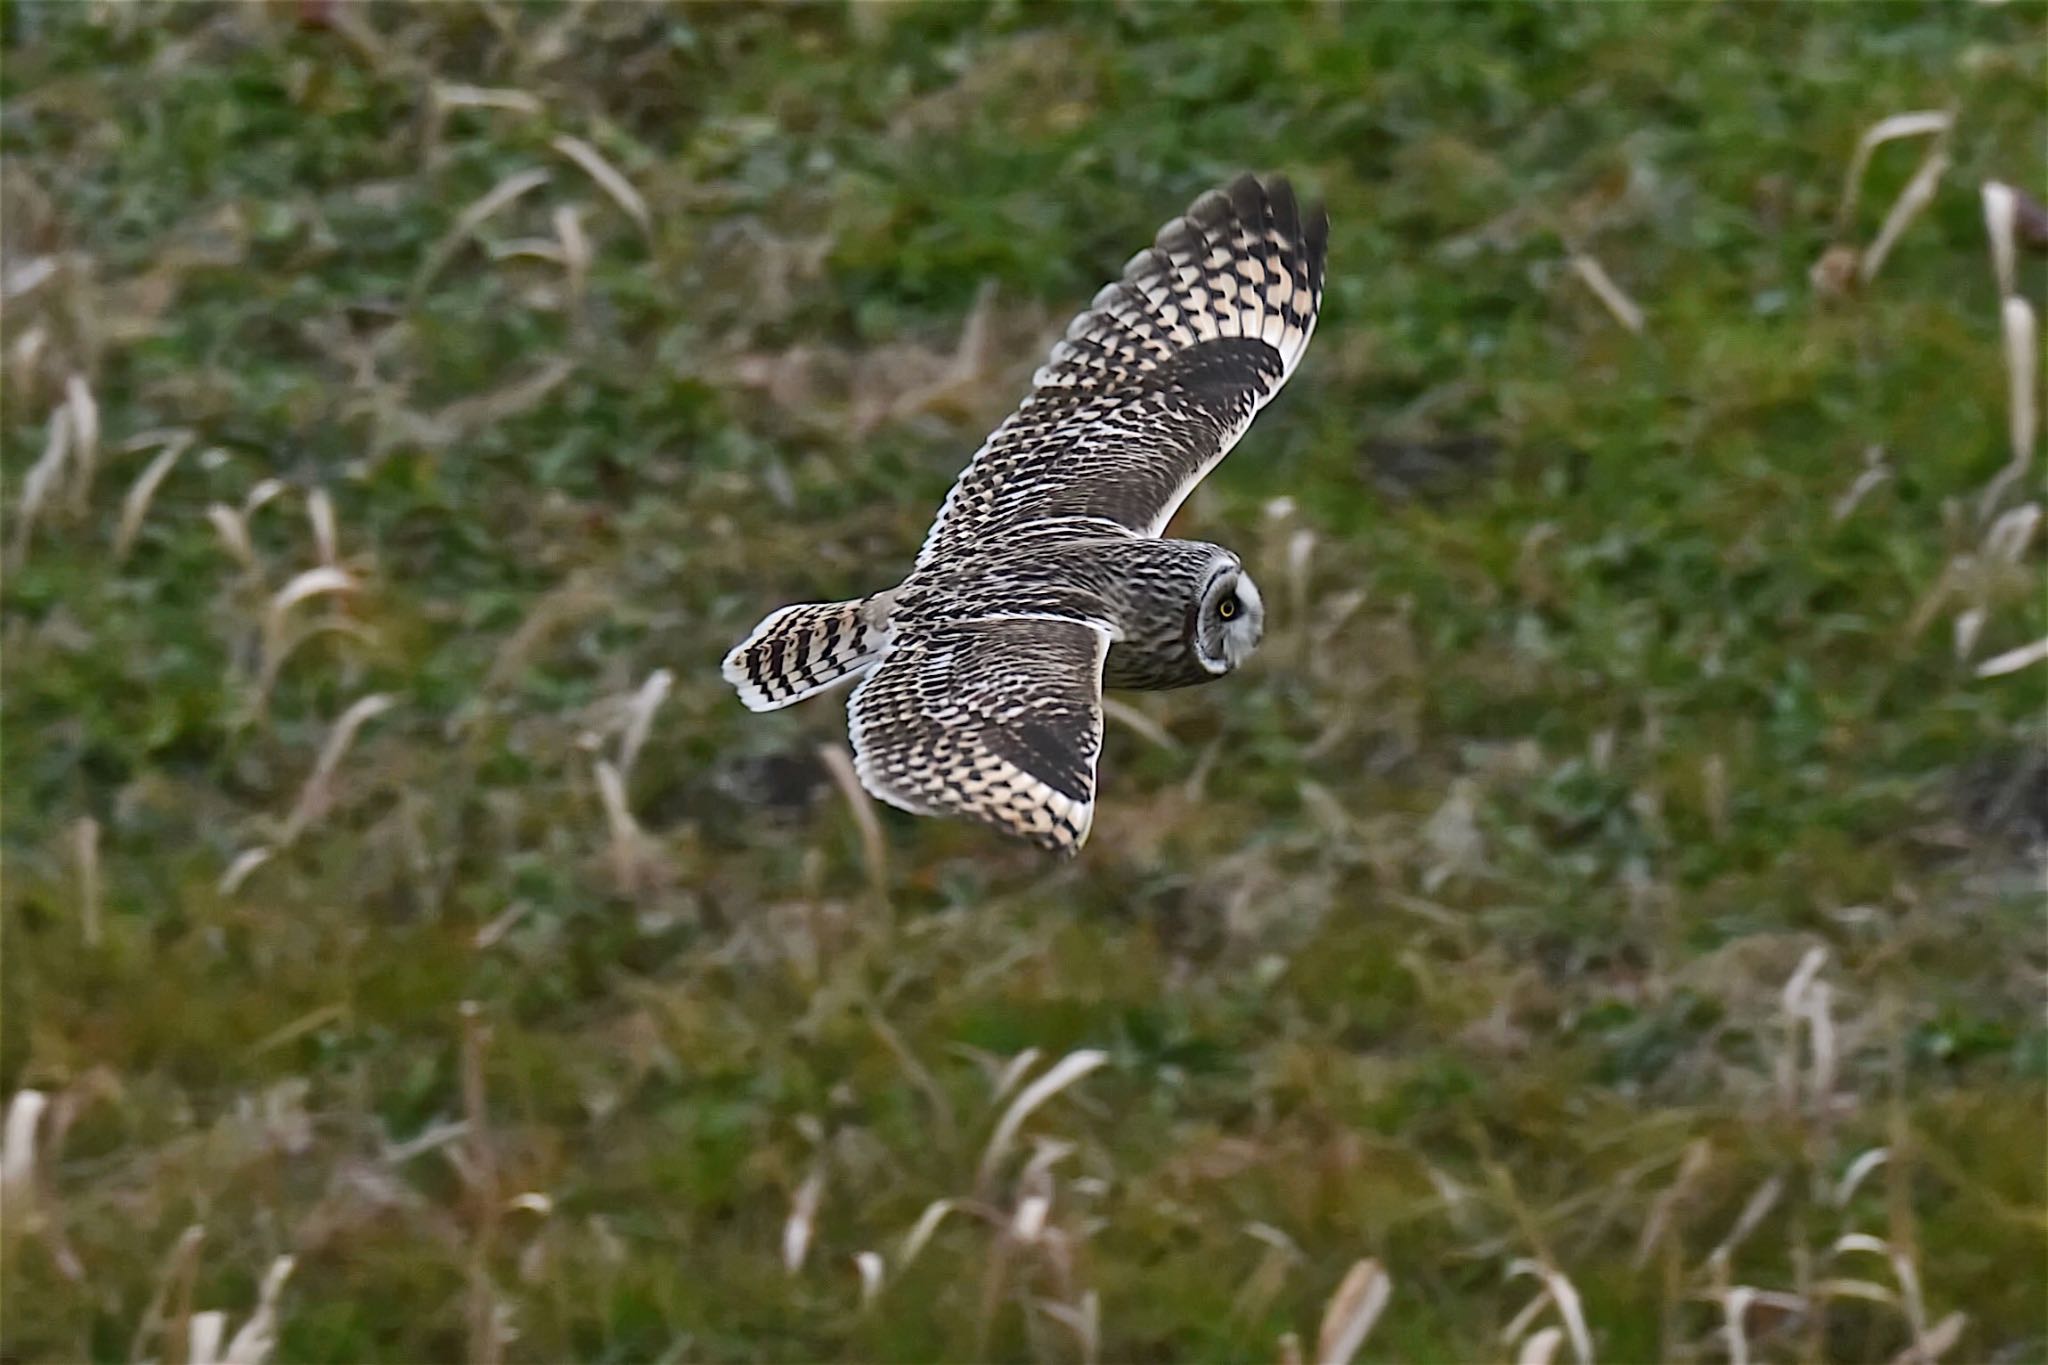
847,617,1111,855
916,173,1327,568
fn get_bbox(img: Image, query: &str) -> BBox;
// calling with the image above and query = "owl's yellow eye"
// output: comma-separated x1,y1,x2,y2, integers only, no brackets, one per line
1218,595,1238,620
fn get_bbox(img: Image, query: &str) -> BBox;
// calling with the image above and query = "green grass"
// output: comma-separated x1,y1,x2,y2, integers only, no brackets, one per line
3,2,2044,1361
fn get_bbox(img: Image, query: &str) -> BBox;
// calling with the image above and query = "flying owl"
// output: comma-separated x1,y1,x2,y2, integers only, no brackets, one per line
723,173,1328,854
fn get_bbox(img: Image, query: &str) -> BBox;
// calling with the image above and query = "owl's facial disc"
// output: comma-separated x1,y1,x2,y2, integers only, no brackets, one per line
1196,563,1265,675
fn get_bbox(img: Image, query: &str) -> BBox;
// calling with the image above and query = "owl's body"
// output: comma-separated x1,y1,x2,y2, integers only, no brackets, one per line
723,173,1327,853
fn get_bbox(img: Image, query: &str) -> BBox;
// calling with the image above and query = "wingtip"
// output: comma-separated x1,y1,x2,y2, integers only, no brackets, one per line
1196,172,1328,262
1303,194,1331,262
1050,800,1096,857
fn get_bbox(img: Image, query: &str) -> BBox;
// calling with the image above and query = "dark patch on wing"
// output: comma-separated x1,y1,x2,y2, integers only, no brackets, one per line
989,714,1093,804
1145,336,1286,403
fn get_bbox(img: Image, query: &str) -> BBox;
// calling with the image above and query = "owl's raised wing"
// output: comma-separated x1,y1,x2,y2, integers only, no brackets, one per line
847,616,1110,855
915,173,1327,569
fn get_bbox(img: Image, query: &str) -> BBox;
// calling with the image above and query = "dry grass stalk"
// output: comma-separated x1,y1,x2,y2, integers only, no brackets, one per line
1815,1232,1967,1359
1502,1259,1595,1365
258,566,357,698
113,431,193,562
976,1049,1108,1190
1830,445,1892,524
1776,946,1833,1113
263,565,355,637
1833,111,1952,240
433,83,544,115
206,503,256,571
1974,634,2048,678
1314,1258,1392,1365
1833,1147,1890,1208
279,693,399,844
129,1223,206,1365
553,205,591,317
188,1312,228,1365
1966,309,2031,517
1709,1285,1808,1365
988,1047,1044,1107
2,253,60,300
1982,181,2019,298
214,1256,294,1365
1234,1229,1303,1327
1891,1312,1967,1365
1008,1191,1050,1244
1635,1138,1713,1269
72,815,101,947
305,487,339,566
257,616,379,713
486,236,567,266
63,372,100,516
1814,110,1953,293
218,847,273,896
411,167,552,301
1910,498,2042,647
1516,1326,1566,1365
1860,148,1950,284
592,757,652,893
460,1001,505,1365
1952,606,1986,662
1038,1290,1101,1364
242,477,288,518
616,667,673,780
9,404,70,570
1568,254,1645,334
551,134,651,239
1015,1136,1075,1194
815,742,889,904
897,1197,965,1274
1812,1276,1896,1308
7,322,49,407
1997,295,2038,472
1708,1174,1784,1283
854,1250,885,1307
0,1089,47,1225
431,358,575,441
1891,1244,1930,1344
1980,502,2040,565
783,1168,826,1274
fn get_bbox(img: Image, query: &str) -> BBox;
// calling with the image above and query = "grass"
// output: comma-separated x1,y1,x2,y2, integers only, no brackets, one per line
3,2,2045,1361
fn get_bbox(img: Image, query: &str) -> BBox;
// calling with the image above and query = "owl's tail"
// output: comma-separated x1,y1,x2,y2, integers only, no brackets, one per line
721,595,887,712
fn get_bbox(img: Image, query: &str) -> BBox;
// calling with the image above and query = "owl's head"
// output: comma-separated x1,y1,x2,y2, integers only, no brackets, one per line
1193,556,1265,675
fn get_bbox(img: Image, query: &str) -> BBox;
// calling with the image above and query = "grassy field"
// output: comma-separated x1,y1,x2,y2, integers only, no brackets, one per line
3,2,2045,1361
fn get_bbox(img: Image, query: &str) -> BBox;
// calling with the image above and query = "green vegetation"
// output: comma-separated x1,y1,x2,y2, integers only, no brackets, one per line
3,3,2043,1360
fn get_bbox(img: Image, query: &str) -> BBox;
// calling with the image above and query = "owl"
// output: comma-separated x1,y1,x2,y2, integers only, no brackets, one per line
723,173,1327,854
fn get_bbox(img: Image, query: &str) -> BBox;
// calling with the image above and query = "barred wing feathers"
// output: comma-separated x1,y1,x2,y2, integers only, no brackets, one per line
847,617,1111,855
917,173,1328,567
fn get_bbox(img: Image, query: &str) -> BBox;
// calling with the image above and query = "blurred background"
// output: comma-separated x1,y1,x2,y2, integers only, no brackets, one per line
3,2,2043,1360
